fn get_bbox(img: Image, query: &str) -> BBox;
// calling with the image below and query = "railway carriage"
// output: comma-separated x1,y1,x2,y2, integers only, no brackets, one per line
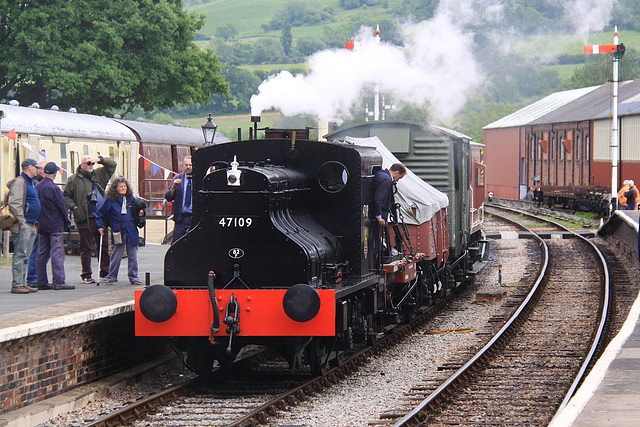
0,104,229,210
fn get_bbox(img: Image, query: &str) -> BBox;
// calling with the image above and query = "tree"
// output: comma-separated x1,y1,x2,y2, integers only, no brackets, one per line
0,0,228,115
208,66,261,114
563,52,640,90
216,24,238,42
281,23,293,56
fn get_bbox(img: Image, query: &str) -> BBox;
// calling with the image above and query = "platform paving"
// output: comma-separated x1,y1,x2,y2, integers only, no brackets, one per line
551,210,640,426
0,243,167,334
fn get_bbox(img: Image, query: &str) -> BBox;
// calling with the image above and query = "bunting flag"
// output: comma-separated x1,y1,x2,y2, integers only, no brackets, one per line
5,128,17,141
8,135,72,175
137,153,176,178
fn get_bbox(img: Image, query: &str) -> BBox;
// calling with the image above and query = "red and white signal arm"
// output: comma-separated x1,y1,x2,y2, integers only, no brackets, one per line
584,44,617,54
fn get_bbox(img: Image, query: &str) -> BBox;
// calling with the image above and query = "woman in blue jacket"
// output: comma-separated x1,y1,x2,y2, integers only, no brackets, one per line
96,177,144,285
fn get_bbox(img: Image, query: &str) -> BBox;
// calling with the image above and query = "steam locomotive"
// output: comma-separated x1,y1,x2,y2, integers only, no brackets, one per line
135,120,486,375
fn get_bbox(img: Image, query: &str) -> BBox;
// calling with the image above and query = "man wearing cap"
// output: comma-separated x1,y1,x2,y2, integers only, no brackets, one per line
36,162,74,290
64,155,116,283
26,160,47,288
6,158,42,294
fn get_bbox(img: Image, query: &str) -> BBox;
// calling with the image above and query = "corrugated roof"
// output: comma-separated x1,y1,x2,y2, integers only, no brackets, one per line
483,86,599,129
593,100,640,119
530,80,640,125
0,104,136,141
114,119,231,146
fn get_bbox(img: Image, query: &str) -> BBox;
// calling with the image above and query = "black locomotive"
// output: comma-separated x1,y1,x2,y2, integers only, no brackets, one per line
136,124,485,375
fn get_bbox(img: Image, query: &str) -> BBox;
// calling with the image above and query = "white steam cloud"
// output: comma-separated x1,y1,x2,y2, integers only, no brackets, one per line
563,0,618,39
250,0,619,124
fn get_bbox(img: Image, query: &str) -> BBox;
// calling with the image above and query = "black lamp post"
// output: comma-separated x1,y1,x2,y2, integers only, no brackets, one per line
202,113,218,146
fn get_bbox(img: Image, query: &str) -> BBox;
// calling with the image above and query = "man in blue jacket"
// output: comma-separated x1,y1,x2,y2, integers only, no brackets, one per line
36,162,74,290
7,158,42,294
165,155,193,244
371,163,406,268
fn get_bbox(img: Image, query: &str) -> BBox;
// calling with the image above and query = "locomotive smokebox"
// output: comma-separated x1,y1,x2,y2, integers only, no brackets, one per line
283,284,321,322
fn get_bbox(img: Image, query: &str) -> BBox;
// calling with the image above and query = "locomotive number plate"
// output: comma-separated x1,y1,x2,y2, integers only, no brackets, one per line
218,217,254,227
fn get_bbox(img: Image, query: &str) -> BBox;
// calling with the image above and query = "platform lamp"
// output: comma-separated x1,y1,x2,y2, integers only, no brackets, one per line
202,113,218,146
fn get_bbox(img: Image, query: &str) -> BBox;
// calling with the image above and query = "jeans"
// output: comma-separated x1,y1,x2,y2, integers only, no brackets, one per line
107,232,139,283
26,233,40,285
11,223,38,287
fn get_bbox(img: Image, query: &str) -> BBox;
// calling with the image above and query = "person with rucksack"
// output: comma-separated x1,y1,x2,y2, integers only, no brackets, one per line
6,159,42,294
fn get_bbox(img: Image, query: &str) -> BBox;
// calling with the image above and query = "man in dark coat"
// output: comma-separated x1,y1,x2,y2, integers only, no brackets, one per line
36,162,74,290
165,155,193,244
63,155,116,283
371,163,406,268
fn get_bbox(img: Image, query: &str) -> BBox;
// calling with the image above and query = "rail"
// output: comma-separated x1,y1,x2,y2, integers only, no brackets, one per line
392,209,551,426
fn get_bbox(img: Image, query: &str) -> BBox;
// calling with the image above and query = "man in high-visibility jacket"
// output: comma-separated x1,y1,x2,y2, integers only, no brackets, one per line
618,180,630,209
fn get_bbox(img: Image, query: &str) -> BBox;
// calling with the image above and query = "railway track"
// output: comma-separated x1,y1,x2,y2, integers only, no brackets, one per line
383,205,610,426
87,290,462,426
85,206,613,427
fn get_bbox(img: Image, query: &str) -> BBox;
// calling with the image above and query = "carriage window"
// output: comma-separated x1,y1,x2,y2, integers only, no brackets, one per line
318,161,348,193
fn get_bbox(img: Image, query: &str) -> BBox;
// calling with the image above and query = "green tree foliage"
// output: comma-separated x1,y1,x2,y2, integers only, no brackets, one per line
281,23,293,56
389,0,438,21
563,51,640,90
262,1,335,32
208,66,262,114
611,0,640,31
0,0,228,115
296,37,327,56
452,97,521,143
216,24,238,42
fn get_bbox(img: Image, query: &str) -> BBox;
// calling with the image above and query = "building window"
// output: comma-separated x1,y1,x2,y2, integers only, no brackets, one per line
585,134,590,161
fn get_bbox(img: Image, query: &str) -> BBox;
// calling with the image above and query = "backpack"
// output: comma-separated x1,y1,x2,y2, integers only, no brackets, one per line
0,192,18,230
131,197,147,228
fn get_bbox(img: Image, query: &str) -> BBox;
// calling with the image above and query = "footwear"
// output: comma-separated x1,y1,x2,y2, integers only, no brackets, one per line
105,281,115,285
54,284,76,290
130,281,142,286
11,286,30,294
82,277,96,284
25,284,38,293
37,284,55,290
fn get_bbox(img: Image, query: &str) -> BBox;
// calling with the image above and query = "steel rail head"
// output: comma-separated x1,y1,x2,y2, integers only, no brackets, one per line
393,207,551,427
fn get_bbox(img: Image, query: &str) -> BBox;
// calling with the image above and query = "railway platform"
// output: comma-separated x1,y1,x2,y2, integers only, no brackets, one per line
0,240,171,427
0,243,166,334
552,209,640,426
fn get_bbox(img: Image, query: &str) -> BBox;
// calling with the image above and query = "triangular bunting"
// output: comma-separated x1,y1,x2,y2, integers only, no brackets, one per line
153,164,160,176
5,128,17,141
164,169,171,180
144,159,151,170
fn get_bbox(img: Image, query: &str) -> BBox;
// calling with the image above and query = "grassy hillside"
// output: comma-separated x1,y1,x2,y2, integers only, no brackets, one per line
188,0,390,42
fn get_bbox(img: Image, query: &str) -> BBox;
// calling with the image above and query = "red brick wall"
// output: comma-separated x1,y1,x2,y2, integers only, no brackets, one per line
0,313,170,413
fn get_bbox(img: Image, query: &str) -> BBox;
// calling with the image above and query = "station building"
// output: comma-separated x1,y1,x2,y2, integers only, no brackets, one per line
483,79,640,200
